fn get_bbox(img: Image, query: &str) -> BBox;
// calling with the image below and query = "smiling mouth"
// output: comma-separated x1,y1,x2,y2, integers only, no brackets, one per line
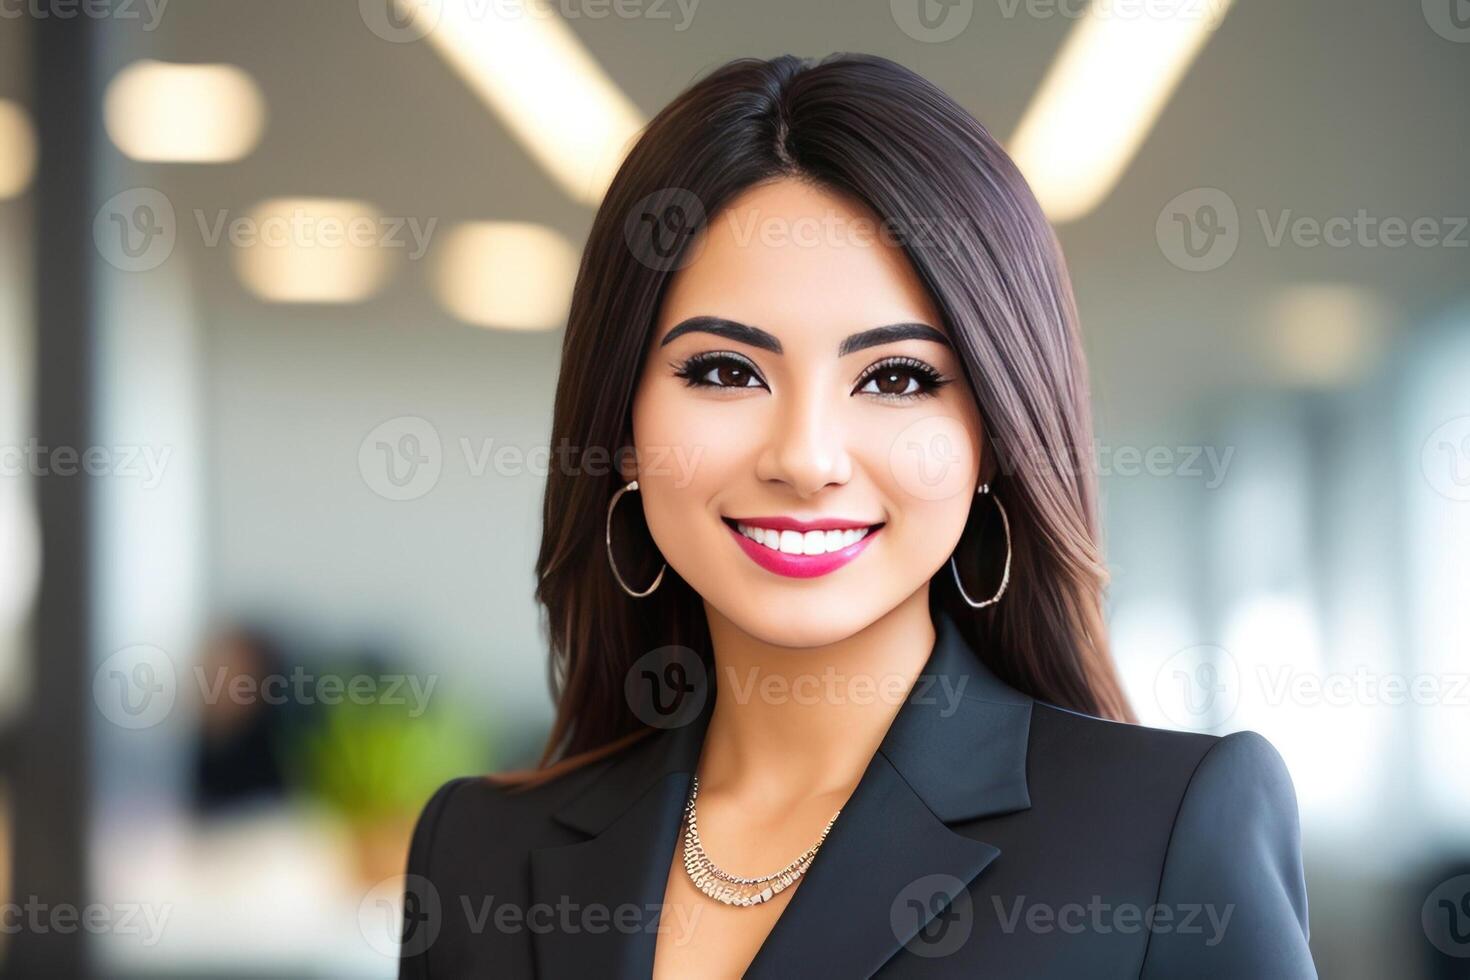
721,516,885,578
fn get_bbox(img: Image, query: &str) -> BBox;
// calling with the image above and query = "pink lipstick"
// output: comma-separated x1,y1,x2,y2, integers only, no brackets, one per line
723,515,883,579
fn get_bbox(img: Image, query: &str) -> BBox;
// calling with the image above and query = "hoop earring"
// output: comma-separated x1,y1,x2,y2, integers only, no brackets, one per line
606,479,667,598
949,482,1012,609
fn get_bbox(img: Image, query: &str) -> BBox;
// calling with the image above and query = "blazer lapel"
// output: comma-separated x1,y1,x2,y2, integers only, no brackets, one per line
528,694,712,979
741,751,1001,978
744,609,1034,977
528,608,1032,979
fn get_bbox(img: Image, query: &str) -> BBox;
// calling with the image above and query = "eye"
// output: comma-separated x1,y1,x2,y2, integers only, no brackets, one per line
854,356,949,401
672,351,769,391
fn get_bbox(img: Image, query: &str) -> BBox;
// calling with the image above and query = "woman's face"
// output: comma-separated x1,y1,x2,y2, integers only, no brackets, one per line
628,178,985,648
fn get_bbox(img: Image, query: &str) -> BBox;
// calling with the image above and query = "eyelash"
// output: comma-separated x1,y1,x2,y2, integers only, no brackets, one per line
856,356,950,401
671,352,950,402
672,351,767,392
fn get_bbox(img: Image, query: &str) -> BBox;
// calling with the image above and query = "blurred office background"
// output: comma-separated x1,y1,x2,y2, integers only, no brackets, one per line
1,0,1467,976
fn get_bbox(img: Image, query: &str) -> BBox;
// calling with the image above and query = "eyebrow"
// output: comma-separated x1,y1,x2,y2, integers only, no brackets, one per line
660,316,783,353
658,316,951,356
837,322,952,356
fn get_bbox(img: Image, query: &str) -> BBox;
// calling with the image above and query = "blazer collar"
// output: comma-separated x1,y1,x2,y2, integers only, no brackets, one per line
552,608,1032,833
530,609,1033,978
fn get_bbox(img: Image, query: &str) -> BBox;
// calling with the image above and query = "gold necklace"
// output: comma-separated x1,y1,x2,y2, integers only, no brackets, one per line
680,774,841,907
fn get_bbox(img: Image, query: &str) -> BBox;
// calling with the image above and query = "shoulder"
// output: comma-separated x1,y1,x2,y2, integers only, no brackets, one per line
1027,701,1297,811
397,761,625,977
405,758,619,877
1025,705,1314,977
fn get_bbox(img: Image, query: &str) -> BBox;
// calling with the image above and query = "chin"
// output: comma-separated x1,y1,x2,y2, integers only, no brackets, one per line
713,589,895,651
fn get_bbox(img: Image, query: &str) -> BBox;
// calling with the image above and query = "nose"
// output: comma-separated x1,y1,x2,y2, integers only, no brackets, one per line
754,387,853,498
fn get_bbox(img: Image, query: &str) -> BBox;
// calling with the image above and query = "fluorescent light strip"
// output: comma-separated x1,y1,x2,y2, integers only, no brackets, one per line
103,60,266,163
1009,0,1235,223
432,221,579,330
400,0,646,206
232,197,391,304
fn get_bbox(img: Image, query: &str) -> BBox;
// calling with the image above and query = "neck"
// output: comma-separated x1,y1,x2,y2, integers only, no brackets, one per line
696,586,937,807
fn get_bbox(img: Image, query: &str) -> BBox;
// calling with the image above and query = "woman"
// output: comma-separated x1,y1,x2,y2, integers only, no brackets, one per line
398,53,1315,979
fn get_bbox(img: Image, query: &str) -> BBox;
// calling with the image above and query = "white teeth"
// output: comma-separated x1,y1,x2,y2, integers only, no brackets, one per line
735,522,871,556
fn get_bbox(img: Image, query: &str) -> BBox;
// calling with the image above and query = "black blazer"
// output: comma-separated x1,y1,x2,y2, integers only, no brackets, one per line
398,610,1316,978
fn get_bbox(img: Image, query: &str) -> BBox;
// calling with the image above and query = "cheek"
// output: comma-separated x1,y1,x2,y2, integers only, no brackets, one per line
864,408,981,528
630,381,750,545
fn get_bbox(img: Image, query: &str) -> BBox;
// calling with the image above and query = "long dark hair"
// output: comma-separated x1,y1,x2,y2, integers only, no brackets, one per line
521,52,1134,781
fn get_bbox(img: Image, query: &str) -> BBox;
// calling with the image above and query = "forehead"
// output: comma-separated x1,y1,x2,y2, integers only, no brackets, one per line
655,178,944,345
